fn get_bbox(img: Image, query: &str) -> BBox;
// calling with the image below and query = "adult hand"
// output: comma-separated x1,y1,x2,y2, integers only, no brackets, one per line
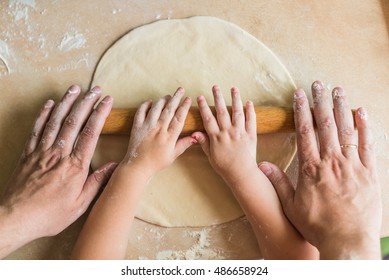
0,85,117,258
259,81,382,259
122,87,194,176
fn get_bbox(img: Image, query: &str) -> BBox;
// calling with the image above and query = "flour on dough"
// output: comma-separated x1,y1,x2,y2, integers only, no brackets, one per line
91,16,296,227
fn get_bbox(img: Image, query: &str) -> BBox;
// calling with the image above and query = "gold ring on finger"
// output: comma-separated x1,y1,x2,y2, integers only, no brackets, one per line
340,144,358,149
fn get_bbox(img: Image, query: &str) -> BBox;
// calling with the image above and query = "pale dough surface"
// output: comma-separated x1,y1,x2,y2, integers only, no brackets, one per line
91,16,297,227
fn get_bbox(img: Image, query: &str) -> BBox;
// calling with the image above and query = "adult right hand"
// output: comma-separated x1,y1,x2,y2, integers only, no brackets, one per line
0,85,117,258
259,81,382,259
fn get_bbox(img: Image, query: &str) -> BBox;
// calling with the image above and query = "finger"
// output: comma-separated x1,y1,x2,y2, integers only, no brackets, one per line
80,162,118,212
332,87,358,159
71,96,113,168
174,136,197,159
293,88,320,162
231,87,244,129
168,96,191,137
311,80,341,156
191,132,210,157
245,100,256,136
197,95,219,134
55,86,103,155
146,95,170,124
258,162,295,217
38,85,81,150
213,85,231,130
132,100,152,130
355,107,376,169
24,100,55,156
160,87,185,127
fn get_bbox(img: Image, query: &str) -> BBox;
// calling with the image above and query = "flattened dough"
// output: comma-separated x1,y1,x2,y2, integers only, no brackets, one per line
91,16,296,227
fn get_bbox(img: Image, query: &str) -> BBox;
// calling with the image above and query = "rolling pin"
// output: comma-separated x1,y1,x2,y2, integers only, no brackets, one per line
101,107,356,135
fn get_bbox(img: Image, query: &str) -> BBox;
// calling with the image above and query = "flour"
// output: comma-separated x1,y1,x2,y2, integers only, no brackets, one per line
8,0,36,22
153,229,222,260
58,29,87,52
112,8,122,14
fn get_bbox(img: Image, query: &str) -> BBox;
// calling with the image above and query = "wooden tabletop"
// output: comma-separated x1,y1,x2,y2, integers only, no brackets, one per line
1,0,388,259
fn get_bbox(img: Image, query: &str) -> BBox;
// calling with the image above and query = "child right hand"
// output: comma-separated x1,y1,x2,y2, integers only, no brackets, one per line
192,85,258,183
121,87,195,177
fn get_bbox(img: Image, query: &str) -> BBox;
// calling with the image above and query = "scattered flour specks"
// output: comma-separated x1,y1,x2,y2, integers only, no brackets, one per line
154,229,221,260
58,29,87,52
112,8,122,14
8,0,36,22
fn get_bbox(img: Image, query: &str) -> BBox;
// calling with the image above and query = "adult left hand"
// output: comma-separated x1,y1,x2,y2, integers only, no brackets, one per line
0,85,117,258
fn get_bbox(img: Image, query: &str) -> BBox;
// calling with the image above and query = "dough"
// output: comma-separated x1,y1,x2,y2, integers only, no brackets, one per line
91,16,296,227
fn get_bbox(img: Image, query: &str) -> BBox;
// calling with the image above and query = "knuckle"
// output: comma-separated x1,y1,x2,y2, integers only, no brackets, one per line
360,142,375,153
232,110,243,118
81,126,96,138
297,124,313,135
204,115,214,124
31,129,39,138
301,160,318,178
45,120,57,132
64,115,77,129
70,152,86,169
216,108,226,117
339,127,354,137
317,117,334,131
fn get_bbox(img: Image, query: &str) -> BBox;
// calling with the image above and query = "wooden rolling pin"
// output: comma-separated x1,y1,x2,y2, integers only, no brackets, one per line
102,106,295,135
102,107,356,135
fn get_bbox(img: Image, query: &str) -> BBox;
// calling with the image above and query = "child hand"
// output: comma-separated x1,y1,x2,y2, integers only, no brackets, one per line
192,86,258,183
122,87,195,176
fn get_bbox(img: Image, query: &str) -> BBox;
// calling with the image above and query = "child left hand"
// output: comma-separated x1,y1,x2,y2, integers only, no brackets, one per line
121,87,196,176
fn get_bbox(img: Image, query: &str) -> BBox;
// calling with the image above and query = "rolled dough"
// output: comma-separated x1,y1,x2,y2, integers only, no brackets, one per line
91,16,296,227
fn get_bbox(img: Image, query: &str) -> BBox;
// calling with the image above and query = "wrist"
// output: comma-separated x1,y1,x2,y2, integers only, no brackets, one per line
118,158,157,180
116,160,157,186
218,160,259,188
318,232,381,259
0,206,34,258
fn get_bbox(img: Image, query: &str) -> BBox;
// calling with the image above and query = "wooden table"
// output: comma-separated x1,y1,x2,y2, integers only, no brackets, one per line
1,0,388,259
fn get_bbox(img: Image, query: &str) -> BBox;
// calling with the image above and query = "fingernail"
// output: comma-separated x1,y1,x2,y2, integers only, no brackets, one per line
312,80,324,93
100,96,113,104
191,140,197,145
44,99,55,108
184,97,191,103
259,163,273,176
231,87,239,94
86,86,102,99
192,135,197,140
294,88,305,99
176,87,184,94
212,85,220,92
358,108,368,120
67,85,79,94
90,86,102,94
332,87,345,99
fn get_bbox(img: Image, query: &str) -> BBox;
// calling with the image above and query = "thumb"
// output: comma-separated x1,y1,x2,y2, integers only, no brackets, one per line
174,136,197,158
191,131,210,157
83,162,118,204
258,162,294,214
